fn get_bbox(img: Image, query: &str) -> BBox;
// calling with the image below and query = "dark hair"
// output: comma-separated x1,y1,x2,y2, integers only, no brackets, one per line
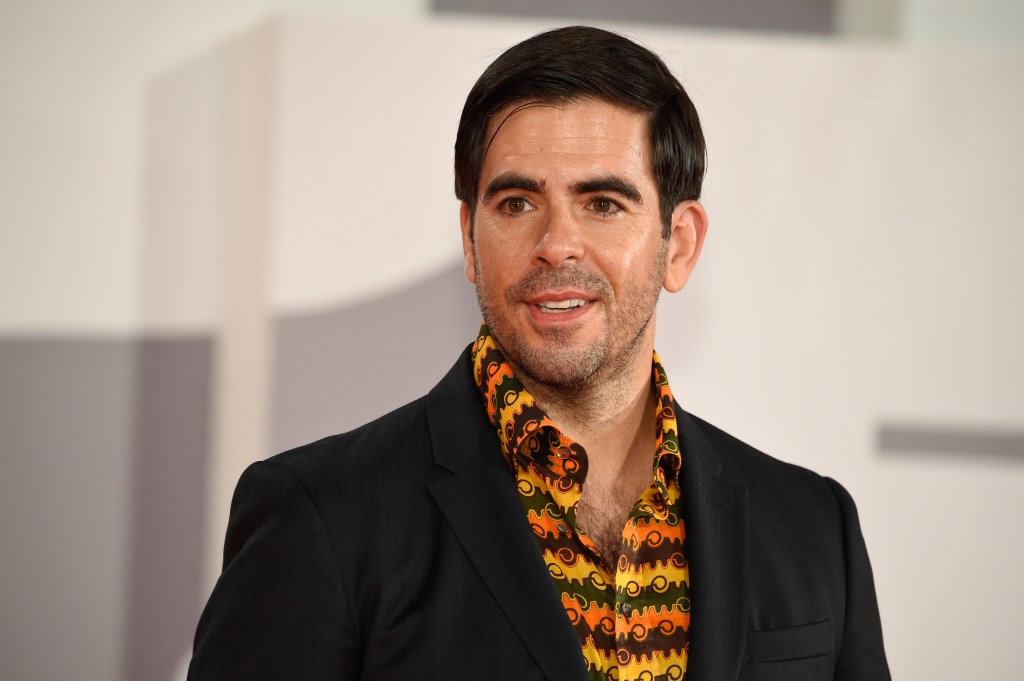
454,26,706,236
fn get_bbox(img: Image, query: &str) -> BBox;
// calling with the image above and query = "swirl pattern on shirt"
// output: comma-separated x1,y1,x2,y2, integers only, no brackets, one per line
471,324,691,681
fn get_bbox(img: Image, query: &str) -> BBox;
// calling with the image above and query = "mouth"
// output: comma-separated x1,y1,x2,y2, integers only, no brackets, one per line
535,298,589,314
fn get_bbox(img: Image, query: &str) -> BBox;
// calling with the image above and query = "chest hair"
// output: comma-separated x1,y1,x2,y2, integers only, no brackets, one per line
576,474,650,568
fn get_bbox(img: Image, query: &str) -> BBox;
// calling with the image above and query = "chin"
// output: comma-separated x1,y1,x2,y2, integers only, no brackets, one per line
501,334,609,389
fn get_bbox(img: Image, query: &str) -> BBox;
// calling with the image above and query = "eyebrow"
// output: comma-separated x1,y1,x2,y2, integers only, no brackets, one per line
571,176,644,205
481,173,545,204
480,173,645,205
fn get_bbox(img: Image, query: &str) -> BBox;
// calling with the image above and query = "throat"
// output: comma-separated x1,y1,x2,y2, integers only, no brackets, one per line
571,390,660,567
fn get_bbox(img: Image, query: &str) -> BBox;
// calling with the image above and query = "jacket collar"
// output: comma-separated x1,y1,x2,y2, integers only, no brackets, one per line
677,409,749,681
425,347,590,681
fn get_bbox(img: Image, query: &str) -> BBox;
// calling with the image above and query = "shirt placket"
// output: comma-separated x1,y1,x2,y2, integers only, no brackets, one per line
614,496,657,679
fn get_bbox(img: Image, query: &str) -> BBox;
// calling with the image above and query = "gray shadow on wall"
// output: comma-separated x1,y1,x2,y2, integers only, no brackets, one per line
877,423,1024,461
122,338,212,681
0,338,135,681
273,261,481,453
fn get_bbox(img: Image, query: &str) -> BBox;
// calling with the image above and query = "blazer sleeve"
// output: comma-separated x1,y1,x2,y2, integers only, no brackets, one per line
826,478,891,681
187,460,360,680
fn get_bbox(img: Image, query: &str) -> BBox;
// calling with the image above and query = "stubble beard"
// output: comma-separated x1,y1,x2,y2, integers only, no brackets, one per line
474,245,668,393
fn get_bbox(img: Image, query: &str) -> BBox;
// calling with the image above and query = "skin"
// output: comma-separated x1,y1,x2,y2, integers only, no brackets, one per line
461,99,707,560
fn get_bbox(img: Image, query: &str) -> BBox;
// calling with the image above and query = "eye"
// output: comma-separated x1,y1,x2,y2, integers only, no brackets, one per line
590,197,622,215
499,197,533,216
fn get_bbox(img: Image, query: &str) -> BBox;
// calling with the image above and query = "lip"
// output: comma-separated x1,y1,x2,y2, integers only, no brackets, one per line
524,291,596,325
523,290,594,305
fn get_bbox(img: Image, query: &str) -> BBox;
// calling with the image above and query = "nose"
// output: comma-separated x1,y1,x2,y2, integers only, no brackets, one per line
532,204,584,268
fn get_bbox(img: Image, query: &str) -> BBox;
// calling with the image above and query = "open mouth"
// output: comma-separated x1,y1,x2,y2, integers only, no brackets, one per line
535,298,588,313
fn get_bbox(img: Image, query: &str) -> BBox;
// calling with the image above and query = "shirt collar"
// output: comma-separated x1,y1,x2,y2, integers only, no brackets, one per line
470,323,683,515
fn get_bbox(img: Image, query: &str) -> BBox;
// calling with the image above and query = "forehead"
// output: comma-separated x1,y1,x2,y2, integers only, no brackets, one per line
481,99,654,186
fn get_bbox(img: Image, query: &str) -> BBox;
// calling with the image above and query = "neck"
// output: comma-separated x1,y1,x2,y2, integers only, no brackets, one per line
515,336,657,464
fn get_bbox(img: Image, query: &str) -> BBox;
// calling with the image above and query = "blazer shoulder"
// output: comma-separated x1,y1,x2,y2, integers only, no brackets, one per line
684,411,841,514
265,395,437,496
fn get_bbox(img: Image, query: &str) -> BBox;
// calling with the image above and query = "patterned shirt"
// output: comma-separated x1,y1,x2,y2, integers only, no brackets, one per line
471,324,691,681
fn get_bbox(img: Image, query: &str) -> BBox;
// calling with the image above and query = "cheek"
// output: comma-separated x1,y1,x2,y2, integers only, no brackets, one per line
474,226,530,277
492,236,524,262
588,235,650,281
473,238,519,287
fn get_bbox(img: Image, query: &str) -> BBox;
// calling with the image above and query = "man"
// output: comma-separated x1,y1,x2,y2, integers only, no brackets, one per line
188,26,889,681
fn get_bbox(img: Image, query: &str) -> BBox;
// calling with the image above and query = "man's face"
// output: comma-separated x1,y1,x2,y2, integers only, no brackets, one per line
461,99,704,388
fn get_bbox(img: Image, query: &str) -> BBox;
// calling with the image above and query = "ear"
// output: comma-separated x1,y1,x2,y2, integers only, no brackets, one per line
662,201,708,293
460,202,477,284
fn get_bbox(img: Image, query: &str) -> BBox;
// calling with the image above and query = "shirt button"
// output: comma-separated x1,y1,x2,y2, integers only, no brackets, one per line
621,603,633,617
556,522,569,533
558,447,571,460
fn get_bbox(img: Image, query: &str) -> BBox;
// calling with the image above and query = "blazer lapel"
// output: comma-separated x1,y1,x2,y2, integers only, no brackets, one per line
425,351,589,681
679,410,749,681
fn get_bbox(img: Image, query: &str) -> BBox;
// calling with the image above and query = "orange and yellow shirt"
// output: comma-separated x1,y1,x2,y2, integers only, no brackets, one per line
471,325,691,681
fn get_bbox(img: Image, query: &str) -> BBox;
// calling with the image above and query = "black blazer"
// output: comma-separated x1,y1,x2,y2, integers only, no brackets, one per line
188,349,890,680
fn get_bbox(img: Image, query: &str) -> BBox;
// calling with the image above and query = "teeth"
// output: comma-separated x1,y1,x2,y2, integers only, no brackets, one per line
537,298,586,312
